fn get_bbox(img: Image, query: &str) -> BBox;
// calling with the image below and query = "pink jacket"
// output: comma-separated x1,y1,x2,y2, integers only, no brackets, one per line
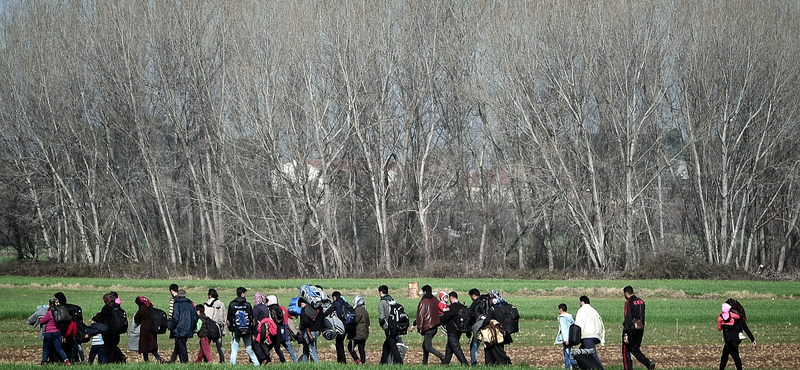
39,310,60,334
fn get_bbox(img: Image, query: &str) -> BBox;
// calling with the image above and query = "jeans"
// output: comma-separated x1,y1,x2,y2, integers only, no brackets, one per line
301,331,320,362
212,337,226,363
42,332,68,363
281,341,298,362
443,332,468,365
230,332,260,366
563,344,578,369
470,331,479,364
71,340,84,363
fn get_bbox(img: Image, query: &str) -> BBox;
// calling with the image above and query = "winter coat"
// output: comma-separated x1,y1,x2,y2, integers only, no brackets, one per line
204,298,227,336
169,297,198,339
416,293,441,333
441,300,465,334
134,304,158,353
352,304,370,341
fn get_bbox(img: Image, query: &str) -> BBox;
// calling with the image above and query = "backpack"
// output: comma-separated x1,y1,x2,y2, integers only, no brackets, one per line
288,297,302,317
472,294,491,319
206,317,222,340
64,303,83,322
568,323,582,344
300,284,331,309
269,305,285,326
255,317,277,345
387,301,409,336
496,302,520,334
149,307,168,334
53,306,72,324
231,304,252,335
74,321,90,343
455,305,474,334
323,315,345,340
342,303,356,327
197,317,209,338
109,306,129,335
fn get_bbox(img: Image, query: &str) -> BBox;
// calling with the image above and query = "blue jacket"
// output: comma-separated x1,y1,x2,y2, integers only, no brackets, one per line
169,297,198,338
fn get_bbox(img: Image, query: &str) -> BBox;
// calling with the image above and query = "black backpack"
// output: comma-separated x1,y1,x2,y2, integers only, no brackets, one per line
206,317,222,340
387,301,409,336
149,307,168,334
455,306,474,334
232,304,252,335
496,302,520,334
75,321,91,344
53,306,72,324
109,306,128,335
269,305,285,326
472,294,491,318
568,323,582,344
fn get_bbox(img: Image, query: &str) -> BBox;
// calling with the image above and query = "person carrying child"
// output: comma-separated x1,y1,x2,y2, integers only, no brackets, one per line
718,301,756,370
39,298,71,366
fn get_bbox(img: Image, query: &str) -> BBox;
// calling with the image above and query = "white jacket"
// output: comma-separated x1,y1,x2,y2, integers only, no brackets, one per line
574,303,605,345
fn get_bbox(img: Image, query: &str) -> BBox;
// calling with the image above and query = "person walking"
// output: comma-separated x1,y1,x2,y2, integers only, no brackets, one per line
467,288,486,365
480,291,512,365
227,287,260,366
276,297,299,362
168,290,198,364
133,296,164,363
440,291,469,365
347,295,370,364
415,284,445,364
575,295,605,368
40,299,71,366
323,291,350,363
204,289,227,363
195,305,214,363
555,303,578,370
718,301,756,370
378,285,404,365
298,297,323,362
622,286,654,370
166,283,180,363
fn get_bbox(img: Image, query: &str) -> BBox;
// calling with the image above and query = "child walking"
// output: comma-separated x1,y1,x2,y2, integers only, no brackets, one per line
195,305,214,363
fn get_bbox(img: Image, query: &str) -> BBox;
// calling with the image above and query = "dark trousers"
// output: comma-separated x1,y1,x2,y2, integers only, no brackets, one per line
335,333,347,363
719,331,743,370
88,345,107,364
380,329,403,364
174,337,189,363
143,349,163,363
622,330,651,370
348,339,366,363
422,327,444,364
443,332,469,365
269,334,286,362
484,343,511,365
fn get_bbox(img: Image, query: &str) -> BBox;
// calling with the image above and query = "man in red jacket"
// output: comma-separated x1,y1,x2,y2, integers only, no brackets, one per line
622,286,654,370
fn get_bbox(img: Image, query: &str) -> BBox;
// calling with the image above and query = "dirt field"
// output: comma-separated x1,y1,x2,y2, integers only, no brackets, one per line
5,343,794,368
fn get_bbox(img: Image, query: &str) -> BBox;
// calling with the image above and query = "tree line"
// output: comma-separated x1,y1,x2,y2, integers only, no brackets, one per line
1,0,798,277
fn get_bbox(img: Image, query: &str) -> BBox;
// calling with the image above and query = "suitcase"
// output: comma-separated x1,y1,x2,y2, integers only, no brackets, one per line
570,347,604,370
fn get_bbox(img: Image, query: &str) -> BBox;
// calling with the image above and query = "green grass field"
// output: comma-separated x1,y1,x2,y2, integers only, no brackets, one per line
1,277,797,369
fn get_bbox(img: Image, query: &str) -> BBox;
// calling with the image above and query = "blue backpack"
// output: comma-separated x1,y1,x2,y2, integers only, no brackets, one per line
231,304,251,335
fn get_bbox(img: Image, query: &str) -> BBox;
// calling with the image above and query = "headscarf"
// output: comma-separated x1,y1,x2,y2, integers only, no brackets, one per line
266,295,278,306
103,293,114,306
54,292,68,305
254,292,267,306
136,296,153,308
353,295,365,307
721,302,732,320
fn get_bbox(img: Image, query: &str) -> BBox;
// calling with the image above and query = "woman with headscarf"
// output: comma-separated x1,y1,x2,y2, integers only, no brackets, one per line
251,292,271,364
718,301,756,370
134,296,164,363
347,295,370,364
92,292,124,363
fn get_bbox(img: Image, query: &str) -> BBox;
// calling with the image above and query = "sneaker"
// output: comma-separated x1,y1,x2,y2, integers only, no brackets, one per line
63,360,71,366
647,362,656,370
355,359,362,365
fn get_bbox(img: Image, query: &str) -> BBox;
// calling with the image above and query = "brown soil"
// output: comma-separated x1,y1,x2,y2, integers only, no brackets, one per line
4,343,794,368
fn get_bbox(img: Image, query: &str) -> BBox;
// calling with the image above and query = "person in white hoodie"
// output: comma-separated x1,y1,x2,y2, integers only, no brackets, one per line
574,296,605,369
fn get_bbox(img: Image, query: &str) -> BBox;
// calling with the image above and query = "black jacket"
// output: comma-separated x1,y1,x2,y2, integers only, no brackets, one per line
441,301,465,334
623,295,646,331
300,305,324,332
227,296,254,332
484,303,513,344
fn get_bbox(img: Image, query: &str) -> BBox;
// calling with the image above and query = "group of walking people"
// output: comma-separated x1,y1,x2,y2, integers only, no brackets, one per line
554,286,757,370
30,284,757,369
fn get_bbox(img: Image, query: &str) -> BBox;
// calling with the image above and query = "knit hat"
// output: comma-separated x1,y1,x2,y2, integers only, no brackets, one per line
266,295,278,306
254,292,267,306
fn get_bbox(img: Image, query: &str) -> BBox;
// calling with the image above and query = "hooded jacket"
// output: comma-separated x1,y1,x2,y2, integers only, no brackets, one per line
416,293,441,333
